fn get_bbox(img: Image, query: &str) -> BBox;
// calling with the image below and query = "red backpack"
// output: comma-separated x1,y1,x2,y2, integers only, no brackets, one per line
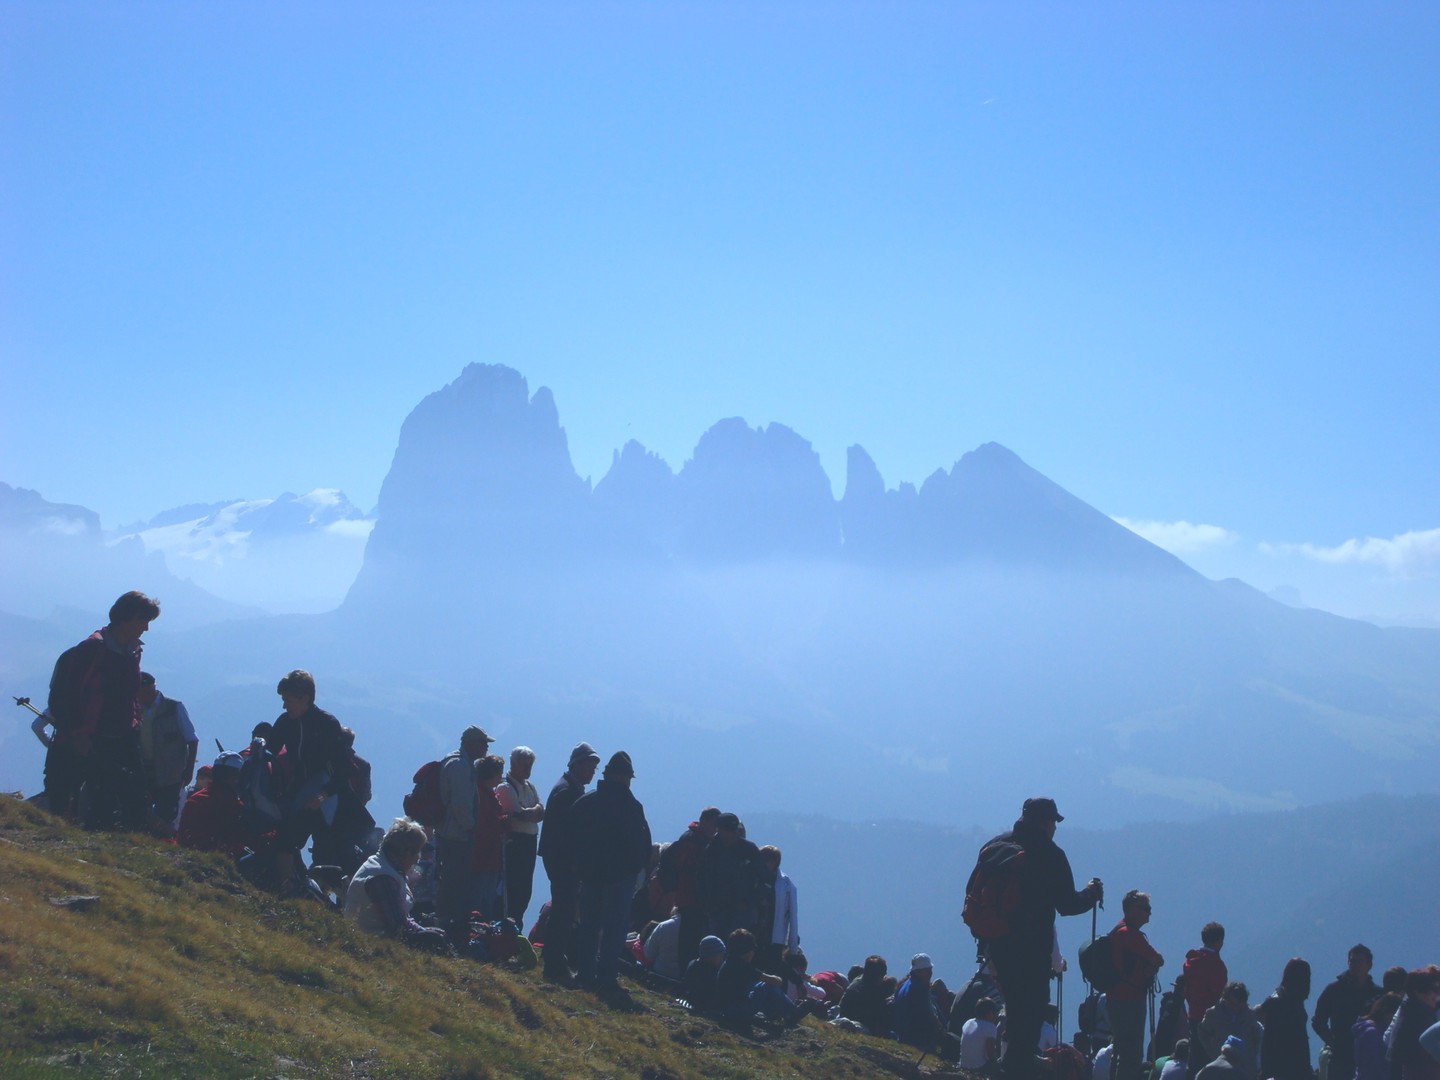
402,759,446,828
961,838,1027,941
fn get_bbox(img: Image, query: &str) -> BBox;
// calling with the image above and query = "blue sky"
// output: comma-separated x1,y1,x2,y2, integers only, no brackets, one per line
2,2,1436,621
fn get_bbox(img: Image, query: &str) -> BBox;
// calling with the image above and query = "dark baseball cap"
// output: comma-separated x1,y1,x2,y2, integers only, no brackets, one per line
1022,796,1064,822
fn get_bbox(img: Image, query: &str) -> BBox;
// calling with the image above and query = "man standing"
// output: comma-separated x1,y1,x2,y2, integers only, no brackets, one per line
435,726,491,932
1184,924,1228,1078
981,796,1103,1080
495,746,545,924
269,669,351,888
699,811,762,939
537,741,600,982
1111,890,1165,1080
136,672,198,828
660,806,721,970
571,750,651,995
47,590,160,829
1311,944,1379,1080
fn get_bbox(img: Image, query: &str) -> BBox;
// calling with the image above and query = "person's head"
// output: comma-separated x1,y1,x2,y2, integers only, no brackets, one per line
727,927,756,962
210,752,243,789
977,996,1001,1022
848,964,866,983
194,763,213,791
786,948,809,975
716,812,741,846
567,742,600,783
476,754,505,787
909,953,934,984
1221,1037,1245,1062
1406,968,1440,1006
697,935,726,967
1172,1039,1190,1063
379,817,428,870
108,591,160,643
697,806,722,839
759,845,781,873
508,746,535,780
459,726,491,758
863,955,888,982
276,669,316,716
1222,982,1249,1010
1020,796,1064,838
1201,922,1225,949
880,975,898,996
602,750,635,785
1346,944,1374,978
1383,966,1408,993
138,671,158,706
1123,890,1152,928
1279,958,1311,1000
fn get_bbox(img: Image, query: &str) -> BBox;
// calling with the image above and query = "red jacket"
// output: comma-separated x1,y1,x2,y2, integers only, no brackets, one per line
472,786,510,873
178,786,256,859
1183,947,1228,1021
1109,919,1163,1001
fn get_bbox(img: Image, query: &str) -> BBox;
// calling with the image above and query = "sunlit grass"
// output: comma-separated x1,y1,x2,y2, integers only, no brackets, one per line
0,798,932,1079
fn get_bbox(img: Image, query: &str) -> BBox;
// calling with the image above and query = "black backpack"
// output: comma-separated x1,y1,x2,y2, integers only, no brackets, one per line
1078,932,1121,992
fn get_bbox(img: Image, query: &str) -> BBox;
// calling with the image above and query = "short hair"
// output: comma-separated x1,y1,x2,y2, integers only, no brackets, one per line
864,955,887,979
759,844,781,868
848,963,866,982
339,726,356,749
977,997,1000,1017
1406,968,1440,997
510,746,535,763
727,928,756,956
110,590,160,624
1223,981,1249,1004
379,817,427,862
476,754,505,781
276,669,316,701
1123,890,1151,915
698,806,722,824
139,671,156,687
1201,922,1225,947
1383,966,1408,993
1349,943,1374,964
1366,992,1402,1030
1172,1039,1190,1062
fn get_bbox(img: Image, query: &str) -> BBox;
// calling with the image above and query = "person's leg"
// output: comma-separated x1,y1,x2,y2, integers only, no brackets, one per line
506,835,537,923
542,861,579,977
1110,998,1146,1080
574,881,603,984
678,906,704,969
991,941,1048,1080
594,878,634,988
749,983,800,1022
436,835,475,926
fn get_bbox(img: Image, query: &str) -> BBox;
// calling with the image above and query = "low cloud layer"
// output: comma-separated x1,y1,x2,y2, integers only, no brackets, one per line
1112,517,1238,554
1262,526,1440,577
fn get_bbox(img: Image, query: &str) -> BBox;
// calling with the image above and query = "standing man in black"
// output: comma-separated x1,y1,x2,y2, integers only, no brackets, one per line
269,669,351,889
1311,944,1379,1080
985,797,1103,1080
537,741,600,983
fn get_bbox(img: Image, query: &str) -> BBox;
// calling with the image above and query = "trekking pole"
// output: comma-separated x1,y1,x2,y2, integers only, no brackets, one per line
13,696,44,718
1058,968,1064,1046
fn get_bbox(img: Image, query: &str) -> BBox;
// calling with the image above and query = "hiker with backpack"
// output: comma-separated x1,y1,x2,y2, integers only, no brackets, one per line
424,726,491,933
966,796,1103,1080
1109,890,1165,1080
537,741,601,984
45,590,160,830
494,746,544,924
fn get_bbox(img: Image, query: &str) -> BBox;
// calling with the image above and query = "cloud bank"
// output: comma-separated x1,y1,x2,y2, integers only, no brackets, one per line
1262,527,1440,576
1112,517,1238,555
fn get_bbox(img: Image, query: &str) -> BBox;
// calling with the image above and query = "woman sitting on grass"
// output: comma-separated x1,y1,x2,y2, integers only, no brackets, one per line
344,817,450,953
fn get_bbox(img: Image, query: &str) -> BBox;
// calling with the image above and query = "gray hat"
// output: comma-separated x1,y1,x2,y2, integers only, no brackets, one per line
568,741,601,767
911,952,934,973
213,751,244,773
698,935,727,959
461,725,492,748
604,750,635,778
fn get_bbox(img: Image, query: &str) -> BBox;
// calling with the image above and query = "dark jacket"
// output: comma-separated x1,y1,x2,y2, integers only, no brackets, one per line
48,630,142,740
1258,990,1311,1080
988,819,1096,947
841,976,895,1036
269,705,349,797
716,955,763,1015
682,959,722,1014
1312,971,1379,1064
537,772,587,872
662,824,708,909
699,836,762,914
570,779,651,885
894,975,942,1049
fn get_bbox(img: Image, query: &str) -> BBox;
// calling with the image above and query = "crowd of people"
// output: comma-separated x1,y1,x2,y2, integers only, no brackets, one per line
22,591,1440,1079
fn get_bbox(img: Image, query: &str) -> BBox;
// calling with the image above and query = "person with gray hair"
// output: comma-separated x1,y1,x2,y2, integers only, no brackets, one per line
345,817,449,952
495,745,545,923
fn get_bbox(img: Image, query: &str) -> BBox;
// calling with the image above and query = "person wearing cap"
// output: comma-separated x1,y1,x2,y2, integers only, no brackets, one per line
178,751,258,858
681,935,728,1014
984,796,1103,1080
537,741,601,982
895,952,962,1063
436,725,492,929
570,750,652,993
1195,1035,1251,1080
136,672,198,829
699,811,762,940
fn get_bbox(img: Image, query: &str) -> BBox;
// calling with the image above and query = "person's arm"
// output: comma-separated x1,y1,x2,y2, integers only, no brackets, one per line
1053,849,1103,916
31,713,53,749
1418,1020,1440,1065
1311,981,1335,1044
362,874,411,936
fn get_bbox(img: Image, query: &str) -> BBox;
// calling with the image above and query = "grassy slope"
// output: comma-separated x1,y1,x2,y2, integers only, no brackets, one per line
0,798,935,1080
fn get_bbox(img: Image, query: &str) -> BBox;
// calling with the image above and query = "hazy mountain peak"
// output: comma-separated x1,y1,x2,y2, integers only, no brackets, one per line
0,482,101,536
842,445,885,504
